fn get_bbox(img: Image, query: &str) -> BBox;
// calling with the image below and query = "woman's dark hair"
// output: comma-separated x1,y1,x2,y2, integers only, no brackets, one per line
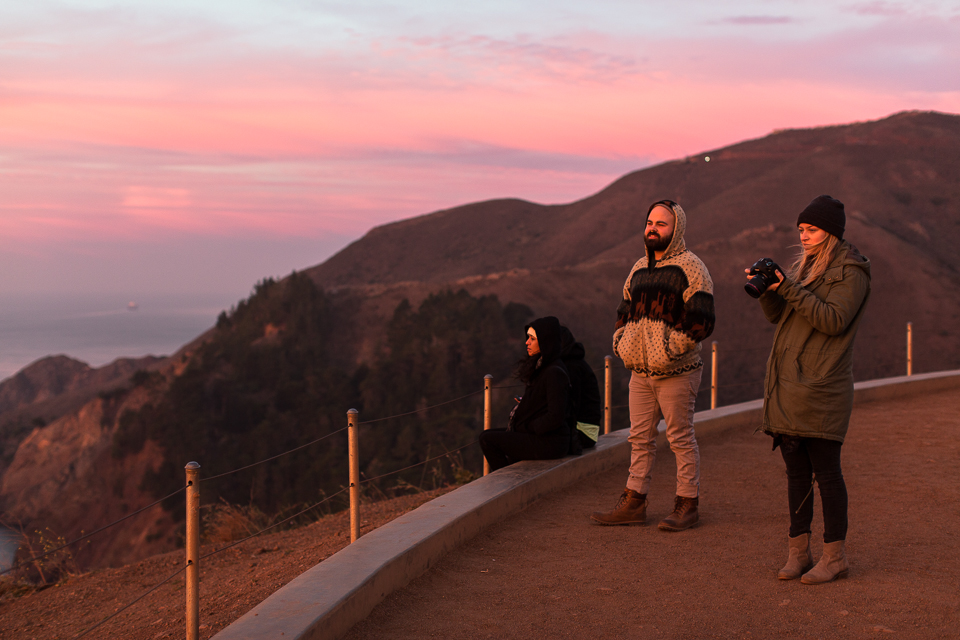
516,352,540,385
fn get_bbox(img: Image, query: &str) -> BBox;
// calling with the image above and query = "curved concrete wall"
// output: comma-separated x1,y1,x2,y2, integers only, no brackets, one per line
213,370,960,640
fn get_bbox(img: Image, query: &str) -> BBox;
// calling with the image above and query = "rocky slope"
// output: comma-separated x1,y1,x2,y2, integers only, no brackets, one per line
0,351,200,568
0,355,165,478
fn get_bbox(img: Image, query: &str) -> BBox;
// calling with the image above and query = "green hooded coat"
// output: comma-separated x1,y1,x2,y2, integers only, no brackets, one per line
760,240,871,443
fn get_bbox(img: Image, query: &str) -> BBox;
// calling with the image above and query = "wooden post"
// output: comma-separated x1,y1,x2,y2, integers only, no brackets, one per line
184,462,200,640
347,409,360,542
711,341,718,410
907,322,913,376
604,356,612,435
483,375,492,476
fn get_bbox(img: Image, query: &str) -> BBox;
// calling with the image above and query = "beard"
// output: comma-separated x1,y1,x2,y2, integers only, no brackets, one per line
644,231,672,252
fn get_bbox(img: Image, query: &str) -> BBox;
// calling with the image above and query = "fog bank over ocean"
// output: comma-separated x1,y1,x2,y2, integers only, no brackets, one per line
0,292,242,381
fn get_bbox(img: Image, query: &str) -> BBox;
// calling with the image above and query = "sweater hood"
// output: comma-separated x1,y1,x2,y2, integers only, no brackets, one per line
526,316,563,367
645,200,687,262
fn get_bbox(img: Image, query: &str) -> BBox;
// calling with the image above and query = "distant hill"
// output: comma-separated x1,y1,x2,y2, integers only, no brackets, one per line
3,110,959,571
0,354,165,476
308,110,960,400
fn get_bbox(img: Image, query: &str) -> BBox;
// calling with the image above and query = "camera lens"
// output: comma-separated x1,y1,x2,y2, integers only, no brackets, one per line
744,277,766,298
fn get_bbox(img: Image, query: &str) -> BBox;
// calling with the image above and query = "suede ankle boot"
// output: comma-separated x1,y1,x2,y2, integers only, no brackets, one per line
801,540,849,584
590,488,647,525
658,495,699,531
778,533,813,580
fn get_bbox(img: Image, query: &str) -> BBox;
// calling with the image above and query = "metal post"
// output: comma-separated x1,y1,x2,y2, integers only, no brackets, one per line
604,356,612,435
184,462,200,640
347,409,360,543
907,322,913,376
711,341,718,410
483,375,492,476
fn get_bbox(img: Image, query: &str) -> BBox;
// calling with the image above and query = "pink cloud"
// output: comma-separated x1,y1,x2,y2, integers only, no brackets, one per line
844,2,911,17
719,16,795,25
1,5,958,252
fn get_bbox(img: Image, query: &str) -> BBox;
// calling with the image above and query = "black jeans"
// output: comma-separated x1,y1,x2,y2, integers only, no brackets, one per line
780,436,848,543
479,428,569,472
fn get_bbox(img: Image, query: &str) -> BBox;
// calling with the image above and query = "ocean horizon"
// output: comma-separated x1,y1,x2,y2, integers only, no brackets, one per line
0,291,244,382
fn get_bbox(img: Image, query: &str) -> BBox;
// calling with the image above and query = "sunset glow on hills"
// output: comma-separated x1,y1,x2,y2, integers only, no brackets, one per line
1,0,958,295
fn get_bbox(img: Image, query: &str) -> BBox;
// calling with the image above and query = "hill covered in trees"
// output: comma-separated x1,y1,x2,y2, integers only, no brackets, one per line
110,277,534,519
3,110,960,569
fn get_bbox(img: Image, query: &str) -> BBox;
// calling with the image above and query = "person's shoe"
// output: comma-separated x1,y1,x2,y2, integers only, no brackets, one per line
658,495,699,531
778,533,813,580
590,488,647,525
801,540,849,584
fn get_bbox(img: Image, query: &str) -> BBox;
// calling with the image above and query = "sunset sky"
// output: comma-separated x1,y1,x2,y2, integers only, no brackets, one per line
2,0,959,298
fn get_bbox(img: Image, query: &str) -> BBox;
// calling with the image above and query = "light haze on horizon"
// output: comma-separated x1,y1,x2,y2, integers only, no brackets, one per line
2,0,959,302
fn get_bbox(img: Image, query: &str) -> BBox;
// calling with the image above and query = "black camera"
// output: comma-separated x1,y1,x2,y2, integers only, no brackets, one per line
744,258,782,298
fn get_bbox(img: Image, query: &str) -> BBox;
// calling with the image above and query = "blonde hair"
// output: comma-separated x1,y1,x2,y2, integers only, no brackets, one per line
789,233,842,286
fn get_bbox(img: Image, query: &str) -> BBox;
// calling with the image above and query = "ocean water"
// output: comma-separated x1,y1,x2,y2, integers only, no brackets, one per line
0,527,17,573
0,292,243,382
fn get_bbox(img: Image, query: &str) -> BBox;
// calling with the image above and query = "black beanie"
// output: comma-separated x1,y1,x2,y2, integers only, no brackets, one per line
797,195,845,240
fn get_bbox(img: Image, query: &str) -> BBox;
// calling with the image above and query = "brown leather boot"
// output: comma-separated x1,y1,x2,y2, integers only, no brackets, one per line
590,488,647,525
801,540,849,584
658,495,699,531
778,533,813,580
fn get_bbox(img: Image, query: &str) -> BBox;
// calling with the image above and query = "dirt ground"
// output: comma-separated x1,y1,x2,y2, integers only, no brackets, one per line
344,389,960,640
2,388,958,640
0,487,455,639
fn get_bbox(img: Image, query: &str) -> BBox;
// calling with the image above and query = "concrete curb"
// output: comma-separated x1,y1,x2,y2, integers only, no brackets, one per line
212,369,960,640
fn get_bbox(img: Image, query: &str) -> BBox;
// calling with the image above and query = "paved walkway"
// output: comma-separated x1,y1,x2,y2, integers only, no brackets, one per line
343,388,960,639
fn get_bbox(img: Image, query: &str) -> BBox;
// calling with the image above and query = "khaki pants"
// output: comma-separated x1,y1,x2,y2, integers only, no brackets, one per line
626,368,701,498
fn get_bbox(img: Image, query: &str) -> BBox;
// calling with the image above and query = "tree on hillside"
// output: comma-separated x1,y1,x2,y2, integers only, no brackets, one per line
113,280,532,520
357,290,531,484
114,273,358,516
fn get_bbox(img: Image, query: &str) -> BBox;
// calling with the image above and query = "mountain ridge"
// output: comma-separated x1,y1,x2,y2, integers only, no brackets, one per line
2,109,959,570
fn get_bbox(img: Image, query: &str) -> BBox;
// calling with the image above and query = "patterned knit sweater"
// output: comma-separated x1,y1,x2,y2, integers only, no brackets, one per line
612,202,716,377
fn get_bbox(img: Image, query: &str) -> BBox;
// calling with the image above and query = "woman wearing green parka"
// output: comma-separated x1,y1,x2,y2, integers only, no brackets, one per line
748,195,870,585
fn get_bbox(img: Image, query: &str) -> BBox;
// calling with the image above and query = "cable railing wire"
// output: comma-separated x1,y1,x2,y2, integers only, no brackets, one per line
206,383,497,481
200,487,349,562
202,426,350,483
73,563,188,639
0,484,187,577
359,440,477,485
73,489,349,638
203,440,476,559
70,428,472,637
358,390,485,425
30,342,927,635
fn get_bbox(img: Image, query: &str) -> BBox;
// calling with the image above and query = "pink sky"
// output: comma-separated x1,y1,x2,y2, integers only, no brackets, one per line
1,0,958,296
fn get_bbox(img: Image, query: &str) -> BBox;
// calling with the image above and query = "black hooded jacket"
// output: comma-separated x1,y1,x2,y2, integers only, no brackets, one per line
510,317,575,438
560,327,603,427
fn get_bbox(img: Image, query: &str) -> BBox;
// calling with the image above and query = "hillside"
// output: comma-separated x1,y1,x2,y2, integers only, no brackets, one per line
0,354,165,478
307,110,960,394
2,110,958,572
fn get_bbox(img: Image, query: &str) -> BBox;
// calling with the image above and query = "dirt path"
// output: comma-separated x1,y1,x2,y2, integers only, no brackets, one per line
344,389,960,639
0,487,455,639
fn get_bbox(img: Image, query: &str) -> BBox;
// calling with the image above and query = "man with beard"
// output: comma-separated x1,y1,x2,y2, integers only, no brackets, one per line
591,200,715,531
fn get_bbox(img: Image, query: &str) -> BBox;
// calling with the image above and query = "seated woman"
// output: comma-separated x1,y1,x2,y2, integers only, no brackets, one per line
479,316,577,471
